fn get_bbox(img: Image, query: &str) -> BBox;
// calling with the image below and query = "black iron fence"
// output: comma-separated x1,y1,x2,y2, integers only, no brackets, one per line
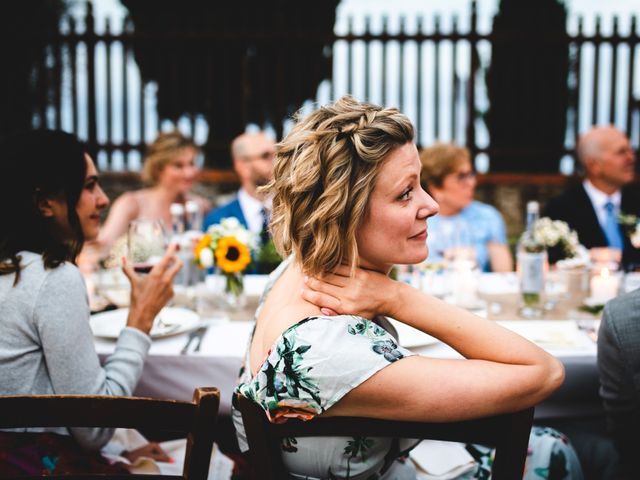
26,1,640,171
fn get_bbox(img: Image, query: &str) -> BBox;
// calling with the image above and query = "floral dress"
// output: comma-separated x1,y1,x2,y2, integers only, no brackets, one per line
233,258,584,480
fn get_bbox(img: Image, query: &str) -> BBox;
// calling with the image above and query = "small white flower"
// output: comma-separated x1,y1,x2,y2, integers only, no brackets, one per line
531,217,584,260
221,217,240,230
199,247,214,268
631,224,640,248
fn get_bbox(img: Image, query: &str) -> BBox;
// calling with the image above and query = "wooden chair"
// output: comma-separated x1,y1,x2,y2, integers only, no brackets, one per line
235,393,534,480
0,387,220,480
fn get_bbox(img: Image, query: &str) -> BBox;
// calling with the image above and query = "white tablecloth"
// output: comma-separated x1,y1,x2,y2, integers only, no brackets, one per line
95,321,252,415
95,316,601,420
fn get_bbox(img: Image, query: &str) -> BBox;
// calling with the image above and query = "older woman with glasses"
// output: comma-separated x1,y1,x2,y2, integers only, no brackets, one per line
420,143,513,272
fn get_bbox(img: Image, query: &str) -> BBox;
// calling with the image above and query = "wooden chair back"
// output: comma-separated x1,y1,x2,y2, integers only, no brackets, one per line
235,393,534,480
0,387,220,480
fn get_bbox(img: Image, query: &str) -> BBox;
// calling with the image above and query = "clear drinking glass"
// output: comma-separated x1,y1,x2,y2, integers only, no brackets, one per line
127,219,167,274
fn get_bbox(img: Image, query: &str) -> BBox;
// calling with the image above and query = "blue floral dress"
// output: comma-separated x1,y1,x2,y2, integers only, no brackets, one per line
233,258,584,479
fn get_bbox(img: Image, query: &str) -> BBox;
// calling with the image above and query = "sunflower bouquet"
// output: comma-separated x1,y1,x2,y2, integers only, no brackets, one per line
194,217,258,298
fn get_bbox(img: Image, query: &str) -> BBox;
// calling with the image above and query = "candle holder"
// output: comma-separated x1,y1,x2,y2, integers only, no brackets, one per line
588,266,621,305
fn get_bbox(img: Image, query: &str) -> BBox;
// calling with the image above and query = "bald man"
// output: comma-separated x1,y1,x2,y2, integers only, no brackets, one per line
203,132,276,238
544,126,640,269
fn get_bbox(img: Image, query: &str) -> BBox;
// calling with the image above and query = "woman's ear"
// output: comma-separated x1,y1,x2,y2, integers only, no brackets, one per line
36,197,55,217
34,190,57,218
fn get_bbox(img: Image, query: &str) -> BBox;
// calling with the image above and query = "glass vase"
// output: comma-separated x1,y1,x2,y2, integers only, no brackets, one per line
223,271,246,310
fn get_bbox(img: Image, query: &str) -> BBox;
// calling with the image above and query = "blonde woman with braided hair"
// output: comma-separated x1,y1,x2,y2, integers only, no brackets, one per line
233,96,582,479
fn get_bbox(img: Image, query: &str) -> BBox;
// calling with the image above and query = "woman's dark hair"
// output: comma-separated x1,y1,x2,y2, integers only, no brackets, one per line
0,130,87,282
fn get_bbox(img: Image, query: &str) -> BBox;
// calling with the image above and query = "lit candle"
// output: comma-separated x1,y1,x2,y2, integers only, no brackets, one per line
590,267,619,303
451,259,478,307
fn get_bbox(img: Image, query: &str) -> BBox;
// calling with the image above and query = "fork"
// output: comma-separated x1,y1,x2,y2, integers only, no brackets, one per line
192,326,208,352
180,326,208,354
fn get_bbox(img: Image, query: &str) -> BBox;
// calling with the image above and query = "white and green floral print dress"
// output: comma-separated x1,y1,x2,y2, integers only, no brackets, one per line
233,258,584,480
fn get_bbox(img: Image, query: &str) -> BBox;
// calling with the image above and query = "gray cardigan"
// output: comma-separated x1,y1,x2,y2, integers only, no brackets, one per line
0,251,151,450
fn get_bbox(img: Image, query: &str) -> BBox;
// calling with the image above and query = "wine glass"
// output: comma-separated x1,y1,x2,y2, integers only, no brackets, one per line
127,219,167,274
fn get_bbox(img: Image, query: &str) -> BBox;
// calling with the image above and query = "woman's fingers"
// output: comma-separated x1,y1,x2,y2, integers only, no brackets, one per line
163,255,183,282
315,272,347,288
153,242,179,272
301,287,341,313
121,256,136,285
124,443,172,463
304,275,343,297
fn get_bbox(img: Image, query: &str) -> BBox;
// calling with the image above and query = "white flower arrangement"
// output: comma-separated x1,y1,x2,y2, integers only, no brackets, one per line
631,225,640,248
532,217,581,259
619,212,640,248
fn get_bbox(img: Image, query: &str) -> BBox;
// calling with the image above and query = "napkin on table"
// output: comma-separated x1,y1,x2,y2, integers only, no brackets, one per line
411,440,477,479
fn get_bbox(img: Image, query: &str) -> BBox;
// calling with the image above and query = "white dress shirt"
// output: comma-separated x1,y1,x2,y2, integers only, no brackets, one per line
237,188,271,235
583,179,621,229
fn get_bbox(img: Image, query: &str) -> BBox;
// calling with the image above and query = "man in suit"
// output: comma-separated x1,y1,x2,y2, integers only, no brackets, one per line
597,288,640,478
203,131,276,243
544,126,640,270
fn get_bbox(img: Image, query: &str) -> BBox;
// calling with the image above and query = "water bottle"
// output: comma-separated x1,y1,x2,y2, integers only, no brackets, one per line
170,203,185,236
185,200,202,232
517,201,546,318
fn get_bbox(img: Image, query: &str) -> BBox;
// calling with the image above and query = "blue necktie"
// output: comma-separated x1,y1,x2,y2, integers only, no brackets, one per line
603,201,624,250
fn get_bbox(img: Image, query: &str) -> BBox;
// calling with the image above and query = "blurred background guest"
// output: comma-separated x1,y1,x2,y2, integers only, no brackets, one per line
203,131,275,244
95,130,211,255
544,126,640,271
420,143,513,272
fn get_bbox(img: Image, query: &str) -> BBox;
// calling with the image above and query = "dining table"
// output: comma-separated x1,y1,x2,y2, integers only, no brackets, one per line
92,271,606,421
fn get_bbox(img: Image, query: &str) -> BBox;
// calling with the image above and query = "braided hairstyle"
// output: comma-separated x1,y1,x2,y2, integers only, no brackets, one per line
267,95,414,276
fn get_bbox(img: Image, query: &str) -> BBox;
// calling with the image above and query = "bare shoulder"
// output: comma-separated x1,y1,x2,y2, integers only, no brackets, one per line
112,189,144,211
250,265,321,374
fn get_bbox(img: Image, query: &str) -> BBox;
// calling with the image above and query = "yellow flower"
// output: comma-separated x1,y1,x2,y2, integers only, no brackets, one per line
215,236,252,273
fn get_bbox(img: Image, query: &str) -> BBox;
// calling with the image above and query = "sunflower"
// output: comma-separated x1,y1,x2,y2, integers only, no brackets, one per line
215,236,252,273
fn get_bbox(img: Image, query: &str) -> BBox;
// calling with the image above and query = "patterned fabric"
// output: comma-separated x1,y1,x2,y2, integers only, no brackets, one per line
460,426,583,480
233,257,584,479
235,312,419,479
0,432,128,477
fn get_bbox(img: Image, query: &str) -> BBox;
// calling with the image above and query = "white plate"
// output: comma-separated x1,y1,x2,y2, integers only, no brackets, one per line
388,319,439,348
90,307,201,340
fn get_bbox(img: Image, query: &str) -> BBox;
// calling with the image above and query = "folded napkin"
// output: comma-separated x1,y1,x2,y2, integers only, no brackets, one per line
411,440,476,480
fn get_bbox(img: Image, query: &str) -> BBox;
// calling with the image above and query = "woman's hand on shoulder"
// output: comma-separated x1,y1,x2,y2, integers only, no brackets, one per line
301,264,399,319
122,243,183,334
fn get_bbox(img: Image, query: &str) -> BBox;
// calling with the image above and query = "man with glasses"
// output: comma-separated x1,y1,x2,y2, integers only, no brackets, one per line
544,125,639,270
204,131,276,243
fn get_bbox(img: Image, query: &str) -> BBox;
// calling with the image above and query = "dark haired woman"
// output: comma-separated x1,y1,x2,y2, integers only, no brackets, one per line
0,130,181,475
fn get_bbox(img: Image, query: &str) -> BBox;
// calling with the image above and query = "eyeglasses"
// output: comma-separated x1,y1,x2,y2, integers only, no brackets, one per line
454,170,477,183
242,150,275,162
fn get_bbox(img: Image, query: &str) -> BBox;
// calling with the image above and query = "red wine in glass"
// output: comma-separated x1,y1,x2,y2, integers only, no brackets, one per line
127,219,167,274
133,263,154,274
